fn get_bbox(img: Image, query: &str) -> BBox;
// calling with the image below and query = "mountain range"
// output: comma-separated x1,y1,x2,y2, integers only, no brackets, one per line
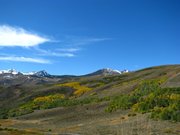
0,68,129,77
0,68,129,87
0,69,50,77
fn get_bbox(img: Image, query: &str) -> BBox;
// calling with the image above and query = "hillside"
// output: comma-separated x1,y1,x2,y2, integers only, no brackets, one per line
0,65,180,135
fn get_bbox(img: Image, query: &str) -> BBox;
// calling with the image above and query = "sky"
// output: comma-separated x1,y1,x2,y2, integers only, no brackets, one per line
0,0,179,75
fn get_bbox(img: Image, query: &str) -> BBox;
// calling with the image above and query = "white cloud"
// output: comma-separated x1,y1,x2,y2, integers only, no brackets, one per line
57,48,80,52
0,25,50,47
84,38,111,42
40,51,75,57
0,56,50,64
34,47,75,57
50,52,75,57
60,37,111,47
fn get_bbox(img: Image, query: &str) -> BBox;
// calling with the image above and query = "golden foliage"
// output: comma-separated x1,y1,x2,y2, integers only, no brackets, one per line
57,82,92,96
169,93,180,100
33,94,65,103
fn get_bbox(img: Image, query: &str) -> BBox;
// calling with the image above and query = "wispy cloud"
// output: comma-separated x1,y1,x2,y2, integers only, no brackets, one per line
57,48,80,52
0,56,50,64
72,38,110,46
40,51,75,57
0,25,111,64
34,47,75,57
0,25,50,47
52,53,75,57
33,37,110,58
62,37,111,46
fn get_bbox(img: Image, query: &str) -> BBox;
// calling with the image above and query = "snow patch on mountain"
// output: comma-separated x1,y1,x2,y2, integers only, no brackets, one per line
0,69,19,75
0,69,50,77
104,68,122,74
103,68,129,74
33,70,50,77
22,71,37,75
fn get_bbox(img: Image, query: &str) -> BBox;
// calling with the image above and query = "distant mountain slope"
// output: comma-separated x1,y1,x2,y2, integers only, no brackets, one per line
0,69,50,77
84,68,129,76
0,68,129,86
33,70,50,77
0,69,20,75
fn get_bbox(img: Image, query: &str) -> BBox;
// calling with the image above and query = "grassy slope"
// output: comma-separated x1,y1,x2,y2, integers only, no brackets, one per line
0,65,180,135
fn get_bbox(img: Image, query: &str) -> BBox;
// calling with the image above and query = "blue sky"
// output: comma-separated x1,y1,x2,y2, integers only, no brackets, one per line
0,0,179,75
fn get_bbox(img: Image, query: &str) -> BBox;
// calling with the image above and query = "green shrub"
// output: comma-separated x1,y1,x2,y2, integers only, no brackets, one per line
0,109,8,119
8,95,110,117
106,79,180,122
105,95,133,112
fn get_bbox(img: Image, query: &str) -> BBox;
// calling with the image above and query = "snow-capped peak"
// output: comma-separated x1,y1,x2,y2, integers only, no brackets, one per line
87,68,129,76
33,70,50,77
0,69,19,75
121,69,129,73
21,71,37,75
0,69,50,77
104,68,122,74
22,70,50,77
98,68,129,75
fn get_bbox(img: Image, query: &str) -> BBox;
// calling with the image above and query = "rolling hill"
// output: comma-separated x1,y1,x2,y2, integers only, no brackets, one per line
0,65,180,135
